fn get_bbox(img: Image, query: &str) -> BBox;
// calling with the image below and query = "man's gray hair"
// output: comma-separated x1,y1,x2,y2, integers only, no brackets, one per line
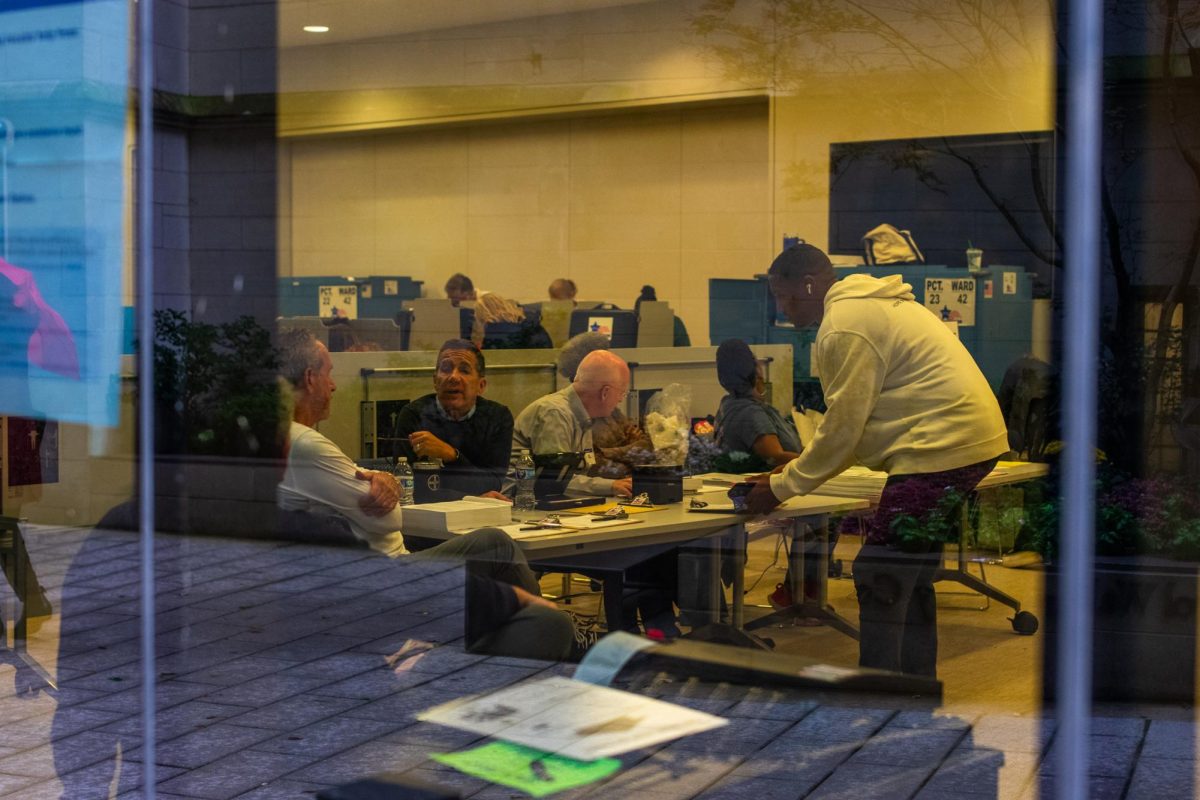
277,328,324,387
557,331,610,381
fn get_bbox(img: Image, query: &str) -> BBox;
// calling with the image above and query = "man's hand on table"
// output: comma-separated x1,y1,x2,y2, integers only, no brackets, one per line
355,469,399,516
612,477,633,497
479,491,513,503
408,431,458,462
511,585,558,611
744,473,784,515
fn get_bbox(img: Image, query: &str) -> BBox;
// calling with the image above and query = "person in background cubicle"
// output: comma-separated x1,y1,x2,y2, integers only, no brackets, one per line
548,278,577,303
635,285,691,346
743,242,1007,678
393,339,514,499
444,273,477,307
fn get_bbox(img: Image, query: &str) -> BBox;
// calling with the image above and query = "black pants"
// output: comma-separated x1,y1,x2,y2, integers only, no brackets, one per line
853,541,942,677
852,458,997,677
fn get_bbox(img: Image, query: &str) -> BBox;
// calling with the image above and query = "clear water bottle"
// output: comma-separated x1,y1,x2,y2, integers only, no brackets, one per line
394,457,415,506
514,449,537,511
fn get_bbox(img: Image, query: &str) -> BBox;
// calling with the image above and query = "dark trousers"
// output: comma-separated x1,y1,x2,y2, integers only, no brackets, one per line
852,458,997,677
854,541,943,676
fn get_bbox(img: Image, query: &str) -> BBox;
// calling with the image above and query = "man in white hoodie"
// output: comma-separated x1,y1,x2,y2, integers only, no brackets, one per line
745,242,1008,677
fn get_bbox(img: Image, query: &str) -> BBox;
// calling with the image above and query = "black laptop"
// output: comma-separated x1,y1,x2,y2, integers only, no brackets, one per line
532,452,605,511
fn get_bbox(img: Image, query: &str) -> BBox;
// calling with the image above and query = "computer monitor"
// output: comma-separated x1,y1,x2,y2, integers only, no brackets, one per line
568,308,637,348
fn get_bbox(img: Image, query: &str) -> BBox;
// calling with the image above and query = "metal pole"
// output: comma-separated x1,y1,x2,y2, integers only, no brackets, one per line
136,0,157,793
1058,0,1103,797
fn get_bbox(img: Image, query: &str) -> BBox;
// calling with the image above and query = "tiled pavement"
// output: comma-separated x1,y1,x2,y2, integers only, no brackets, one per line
0,527,1194,799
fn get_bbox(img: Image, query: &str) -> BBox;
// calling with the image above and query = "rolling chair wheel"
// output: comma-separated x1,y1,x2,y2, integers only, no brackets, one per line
1010,610,1039,635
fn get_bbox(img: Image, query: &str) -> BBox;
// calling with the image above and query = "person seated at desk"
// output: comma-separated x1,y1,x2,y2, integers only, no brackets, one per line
444,273,477,307
744,242,1007,678
393,339,513,498
275,327,573,659
557,332,653,479
548,278,577,303
715,337,825,616
512,349,634,498
714,338,803,468
635,285,690,346
472,293,552,350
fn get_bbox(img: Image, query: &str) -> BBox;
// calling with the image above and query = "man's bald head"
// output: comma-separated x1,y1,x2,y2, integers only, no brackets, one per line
573,350,630,418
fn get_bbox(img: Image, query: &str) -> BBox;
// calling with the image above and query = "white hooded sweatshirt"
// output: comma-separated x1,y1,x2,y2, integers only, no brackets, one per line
769,273,1008,501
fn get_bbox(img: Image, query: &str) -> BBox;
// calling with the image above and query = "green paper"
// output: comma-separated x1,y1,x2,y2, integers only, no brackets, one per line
431,741,621,797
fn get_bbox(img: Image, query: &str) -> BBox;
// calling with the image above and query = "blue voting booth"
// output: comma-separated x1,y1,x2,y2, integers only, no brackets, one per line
710,265,1034,391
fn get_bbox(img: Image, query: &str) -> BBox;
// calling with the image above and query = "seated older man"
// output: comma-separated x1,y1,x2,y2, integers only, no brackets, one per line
557,332,653,479
512,349,634,498
276,328,573,659
393,339,513,498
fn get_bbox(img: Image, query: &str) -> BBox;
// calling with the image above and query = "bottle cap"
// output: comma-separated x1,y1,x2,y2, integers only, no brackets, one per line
398,457,408,463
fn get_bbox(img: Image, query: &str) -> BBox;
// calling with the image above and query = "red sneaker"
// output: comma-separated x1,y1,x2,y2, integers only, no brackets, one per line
768,583,793,611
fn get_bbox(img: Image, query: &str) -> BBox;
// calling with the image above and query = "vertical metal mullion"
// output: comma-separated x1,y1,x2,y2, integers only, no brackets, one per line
1058,0,1104,797
136,0,157,794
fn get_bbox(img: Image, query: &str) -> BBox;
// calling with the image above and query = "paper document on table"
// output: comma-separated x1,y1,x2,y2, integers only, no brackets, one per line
497,518,643,540
402,497,513,533
419,675,727,760
561,501,663,516
695,472,758,486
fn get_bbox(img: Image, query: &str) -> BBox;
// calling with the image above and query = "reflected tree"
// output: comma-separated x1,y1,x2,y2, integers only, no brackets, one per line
690,0,1200,475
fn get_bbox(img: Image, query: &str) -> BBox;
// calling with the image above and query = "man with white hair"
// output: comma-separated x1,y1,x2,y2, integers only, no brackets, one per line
511,349,634,498
276,327,574,659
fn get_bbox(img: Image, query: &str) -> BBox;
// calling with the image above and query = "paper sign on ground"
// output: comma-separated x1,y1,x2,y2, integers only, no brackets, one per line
419,675,727,761
432,742,620,798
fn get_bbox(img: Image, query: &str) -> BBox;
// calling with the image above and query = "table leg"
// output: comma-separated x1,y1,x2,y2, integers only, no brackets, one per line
731,523,745,629
746,514,860,641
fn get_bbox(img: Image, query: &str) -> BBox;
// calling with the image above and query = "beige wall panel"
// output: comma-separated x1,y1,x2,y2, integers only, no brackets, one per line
470,252,570,300
681,211,769,252
468,121,571,165
569,212,681,252
375,130,469,169
468,215,566,254
569,114,682,165
569,250,680,304
682,104,769,162
468,165,570,217
374,213,469,253
681,160,769,213
570,160,681,215
292,214,375,254
375,250,466,282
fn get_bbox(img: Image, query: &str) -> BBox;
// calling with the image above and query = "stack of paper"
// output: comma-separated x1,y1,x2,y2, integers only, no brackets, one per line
695,472,757,486
402,497,513,533
814,465,889,502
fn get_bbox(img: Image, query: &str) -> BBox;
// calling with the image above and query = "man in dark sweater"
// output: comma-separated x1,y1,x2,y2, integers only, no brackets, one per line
394,339,514,498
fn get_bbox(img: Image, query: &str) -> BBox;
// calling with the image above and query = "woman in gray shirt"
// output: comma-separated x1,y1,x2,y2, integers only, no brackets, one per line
714,339,803,465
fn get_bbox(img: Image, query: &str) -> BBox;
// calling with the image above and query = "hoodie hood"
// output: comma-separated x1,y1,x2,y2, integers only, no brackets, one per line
826,273,915,306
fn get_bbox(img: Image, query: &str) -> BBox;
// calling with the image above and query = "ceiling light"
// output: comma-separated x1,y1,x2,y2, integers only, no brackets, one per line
303,25,329,33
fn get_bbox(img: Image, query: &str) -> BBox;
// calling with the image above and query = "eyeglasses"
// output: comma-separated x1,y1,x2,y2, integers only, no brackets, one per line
602,384,629,402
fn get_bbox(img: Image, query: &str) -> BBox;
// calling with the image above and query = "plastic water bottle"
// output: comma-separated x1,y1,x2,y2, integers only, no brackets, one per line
514,449,537,511
394,457,415,506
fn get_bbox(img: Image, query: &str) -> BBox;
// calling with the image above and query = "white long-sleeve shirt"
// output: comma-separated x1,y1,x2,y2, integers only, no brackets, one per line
278,421,408,556
770,274,1009,501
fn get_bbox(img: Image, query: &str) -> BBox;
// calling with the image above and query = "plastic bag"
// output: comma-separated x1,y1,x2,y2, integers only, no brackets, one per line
642,383,691,466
